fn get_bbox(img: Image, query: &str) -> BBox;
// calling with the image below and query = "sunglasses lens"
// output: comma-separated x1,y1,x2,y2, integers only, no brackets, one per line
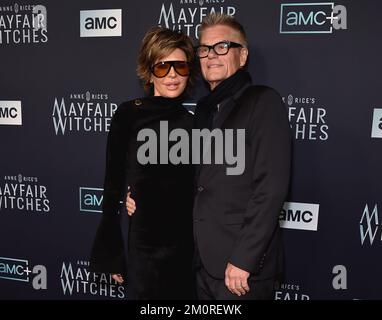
153,62,171,78
174,62,190,76
152,61,190,78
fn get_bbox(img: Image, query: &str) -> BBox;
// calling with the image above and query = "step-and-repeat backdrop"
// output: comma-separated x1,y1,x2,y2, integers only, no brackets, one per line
1,0,381,300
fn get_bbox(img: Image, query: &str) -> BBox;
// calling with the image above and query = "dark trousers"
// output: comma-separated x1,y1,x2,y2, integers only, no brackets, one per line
195,250,277,300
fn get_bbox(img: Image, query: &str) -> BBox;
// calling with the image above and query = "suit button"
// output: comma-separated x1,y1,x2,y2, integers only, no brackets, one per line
197,186,204,192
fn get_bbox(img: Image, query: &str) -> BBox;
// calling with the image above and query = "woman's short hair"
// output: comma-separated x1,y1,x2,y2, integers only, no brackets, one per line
137,26,195,92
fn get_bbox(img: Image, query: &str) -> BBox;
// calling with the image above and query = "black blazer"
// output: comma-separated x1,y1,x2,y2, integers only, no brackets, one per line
193,85,291,280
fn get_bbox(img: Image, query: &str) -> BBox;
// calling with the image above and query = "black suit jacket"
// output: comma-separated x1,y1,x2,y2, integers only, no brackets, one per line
193,84,291,280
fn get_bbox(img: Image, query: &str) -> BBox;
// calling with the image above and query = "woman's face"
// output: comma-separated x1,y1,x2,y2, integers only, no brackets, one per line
151,48,189,98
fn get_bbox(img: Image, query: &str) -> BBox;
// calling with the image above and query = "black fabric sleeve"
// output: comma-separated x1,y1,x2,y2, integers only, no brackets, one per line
90,105,129,274
229,88,291,273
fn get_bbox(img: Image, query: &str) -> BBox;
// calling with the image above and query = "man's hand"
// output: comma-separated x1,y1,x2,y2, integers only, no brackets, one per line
125,188,136,216
225,262,250,296
112,274,124,284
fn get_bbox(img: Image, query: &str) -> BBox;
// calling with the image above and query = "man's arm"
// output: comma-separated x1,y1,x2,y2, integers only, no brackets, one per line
229,87,292,274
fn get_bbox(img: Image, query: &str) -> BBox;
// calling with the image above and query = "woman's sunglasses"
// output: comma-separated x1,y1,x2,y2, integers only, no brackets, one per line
151,60,190,78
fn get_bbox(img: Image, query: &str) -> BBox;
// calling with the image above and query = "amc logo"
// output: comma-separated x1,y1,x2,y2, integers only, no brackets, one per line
0,101,22,125
79,187,103,213
80,9,122,37
280,3,347,34
279,202,319,231
0,257,47,290
371,108,382,138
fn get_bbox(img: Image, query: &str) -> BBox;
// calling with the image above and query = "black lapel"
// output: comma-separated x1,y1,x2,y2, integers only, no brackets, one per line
196,83,252,183
212,83,252,129
212,97,237,129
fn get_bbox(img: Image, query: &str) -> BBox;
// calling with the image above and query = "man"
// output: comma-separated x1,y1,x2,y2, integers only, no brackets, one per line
127,13,291,300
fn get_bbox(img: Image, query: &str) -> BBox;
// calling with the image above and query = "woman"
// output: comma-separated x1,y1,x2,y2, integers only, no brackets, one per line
90,27,195,299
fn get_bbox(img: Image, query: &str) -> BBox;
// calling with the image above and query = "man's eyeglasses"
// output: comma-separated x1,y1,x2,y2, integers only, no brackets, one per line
195,41,243,59
151,60,191,78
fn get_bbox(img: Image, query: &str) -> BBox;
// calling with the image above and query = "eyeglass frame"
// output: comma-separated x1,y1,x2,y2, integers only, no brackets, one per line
150,60,191,78
195,41,244,59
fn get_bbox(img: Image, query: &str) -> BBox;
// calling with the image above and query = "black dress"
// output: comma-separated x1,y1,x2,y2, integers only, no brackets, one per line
90,95,195,300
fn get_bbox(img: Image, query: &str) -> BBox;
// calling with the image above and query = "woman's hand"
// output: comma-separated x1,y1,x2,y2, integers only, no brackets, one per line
125,188,136,216
112,274,124,284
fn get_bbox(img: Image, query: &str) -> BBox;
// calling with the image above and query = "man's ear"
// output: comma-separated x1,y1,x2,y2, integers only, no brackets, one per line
239,47,249,67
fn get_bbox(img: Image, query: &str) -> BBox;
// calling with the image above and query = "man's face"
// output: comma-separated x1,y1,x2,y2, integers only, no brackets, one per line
199,24,248,90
